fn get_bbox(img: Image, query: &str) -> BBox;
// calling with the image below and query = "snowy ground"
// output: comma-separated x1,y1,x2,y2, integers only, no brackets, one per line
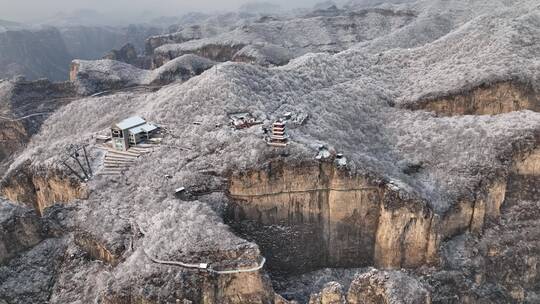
1,0,540,302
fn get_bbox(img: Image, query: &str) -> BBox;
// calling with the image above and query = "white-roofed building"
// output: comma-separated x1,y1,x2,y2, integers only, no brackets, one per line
111,116,159,151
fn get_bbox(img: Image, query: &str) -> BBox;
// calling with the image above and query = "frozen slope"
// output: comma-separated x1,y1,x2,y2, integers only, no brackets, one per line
1,0,540,302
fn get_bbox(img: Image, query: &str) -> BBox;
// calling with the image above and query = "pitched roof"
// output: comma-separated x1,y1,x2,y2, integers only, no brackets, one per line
115,116,146,130
128,123,158,135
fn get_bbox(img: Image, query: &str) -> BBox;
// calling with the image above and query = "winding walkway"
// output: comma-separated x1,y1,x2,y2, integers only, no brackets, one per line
136,221,266,275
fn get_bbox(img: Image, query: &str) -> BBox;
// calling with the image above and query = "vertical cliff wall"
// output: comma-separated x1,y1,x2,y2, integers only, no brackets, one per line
0,164,87,216
485,147,540,303
227,161,507,274
506,147,540,206
0,201,43,264
0,120,27,165
407,81,539,115
0,79,77,167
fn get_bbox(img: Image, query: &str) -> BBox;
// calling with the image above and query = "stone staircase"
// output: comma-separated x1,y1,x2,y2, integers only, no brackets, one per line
99,144,156,176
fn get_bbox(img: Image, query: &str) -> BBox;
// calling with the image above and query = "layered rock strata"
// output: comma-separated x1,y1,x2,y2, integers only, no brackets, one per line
0,164,87,216
227,161,508,274
407,81,539,116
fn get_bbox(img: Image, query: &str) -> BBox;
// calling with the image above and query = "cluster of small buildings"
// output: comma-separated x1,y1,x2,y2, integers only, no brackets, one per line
229,112,262,129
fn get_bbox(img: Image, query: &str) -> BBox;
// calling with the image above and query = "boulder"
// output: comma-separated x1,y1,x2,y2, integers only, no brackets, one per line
347,269,431,304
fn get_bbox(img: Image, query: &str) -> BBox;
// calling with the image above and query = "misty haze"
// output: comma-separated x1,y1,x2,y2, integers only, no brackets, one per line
0,0,539,303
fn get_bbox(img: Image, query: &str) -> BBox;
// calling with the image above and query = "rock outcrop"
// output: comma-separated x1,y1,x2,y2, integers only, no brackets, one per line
0,200,43,264
70,55,216,94
101,256,276,304
103,43,141,66
0,163,87,216
152,8,416,67
145,25,223,56
308,282,346,304
227,160,508,274
153,43,245,68
406,81,540,116
0,78,77,169
347,269,431,304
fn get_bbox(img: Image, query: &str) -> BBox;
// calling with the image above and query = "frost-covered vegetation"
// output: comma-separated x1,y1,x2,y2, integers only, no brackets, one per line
23,0,540,214
72,55,217,93
153,6,416,63
1,0,540,302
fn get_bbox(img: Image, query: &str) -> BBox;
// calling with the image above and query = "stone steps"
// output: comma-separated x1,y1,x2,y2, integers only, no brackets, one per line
98,142,159,177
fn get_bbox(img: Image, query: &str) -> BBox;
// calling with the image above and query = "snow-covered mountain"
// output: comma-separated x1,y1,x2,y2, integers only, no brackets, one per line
1,0,540,303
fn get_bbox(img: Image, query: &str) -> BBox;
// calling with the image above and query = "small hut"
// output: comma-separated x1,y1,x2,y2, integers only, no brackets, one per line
111,116,158,151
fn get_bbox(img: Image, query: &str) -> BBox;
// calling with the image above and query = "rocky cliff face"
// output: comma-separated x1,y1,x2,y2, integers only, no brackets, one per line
1,0,539,302
226,160,507,275
0,200,43,264
145,25,223,56
103,43,140,66
478,147,540,302
0,120,27,168
0,78,77,168
415,146,540,303
506,147,540,205
101,258,276,304
152,8,416,67
407,81,540,115
153,44,245,68
0,163,87,216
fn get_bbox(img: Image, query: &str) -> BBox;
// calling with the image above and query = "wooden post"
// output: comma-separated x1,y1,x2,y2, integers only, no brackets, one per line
70,153,89,181
61,160,86,182
82,145,93,177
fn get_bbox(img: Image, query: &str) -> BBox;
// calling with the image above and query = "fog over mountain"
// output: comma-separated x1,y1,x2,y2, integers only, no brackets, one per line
1,0,345,24
3,0,538,303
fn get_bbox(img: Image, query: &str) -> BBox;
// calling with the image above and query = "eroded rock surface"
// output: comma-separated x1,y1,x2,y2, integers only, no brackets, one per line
406,81,540,116
308,282,346,304
153,8,416,66
347,269,431,304
0,200,43,264
0,163,87,216
0,78,77,169
1,0,540,303
423,147,540,303
227,160,511,273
